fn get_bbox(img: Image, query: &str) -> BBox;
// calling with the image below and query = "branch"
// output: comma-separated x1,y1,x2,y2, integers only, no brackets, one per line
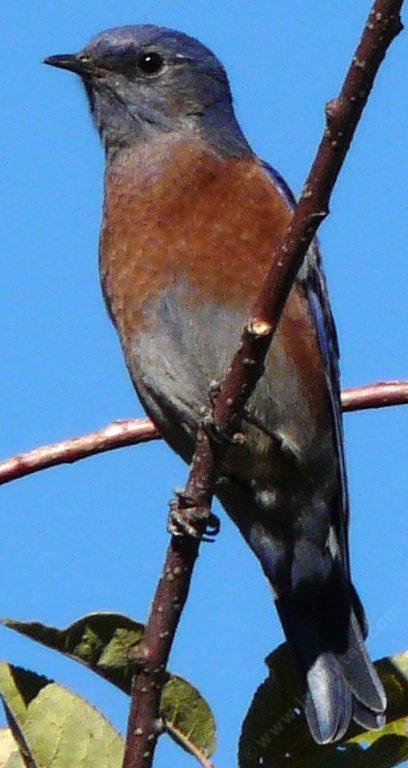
1,382,406,487
341,380,408,412
121,3,404,768
0,419,160,487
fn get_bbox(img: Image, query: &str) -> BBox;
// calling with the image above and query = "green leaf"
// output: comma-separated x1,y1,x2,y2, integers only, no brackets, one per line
4,751,24,768
2,613,144,693
0,727,20,768
345,654,408,768
162,675,217,758
239,644,408,768
0,663,123,768
4,615,217,762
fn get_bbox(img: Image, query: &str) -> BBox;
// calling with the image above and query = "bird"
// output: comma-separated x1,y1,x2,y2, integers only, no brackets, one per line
44,25,386,744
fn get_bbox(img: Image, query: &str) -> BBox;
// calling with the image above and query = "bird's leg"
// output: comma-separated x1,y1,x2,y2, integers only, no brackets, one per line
200,379,244,445
167,380,235,541
200,379,228,444
208,378,222,405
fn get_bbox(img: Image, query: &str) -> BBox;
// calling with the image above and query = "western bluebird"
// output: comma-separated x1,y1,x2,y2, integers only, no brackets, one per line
45,25,386,743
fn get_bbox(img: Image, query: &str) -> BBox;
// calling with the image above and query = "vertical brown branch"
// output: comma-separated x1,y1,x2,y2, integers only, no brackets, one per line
124,537,202,766
123,431,213,768
123,3,404,766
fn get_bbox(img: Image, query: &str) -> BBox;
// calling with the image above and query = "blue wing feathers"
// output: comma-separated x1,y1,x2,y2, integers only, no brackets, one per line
263,162,351,575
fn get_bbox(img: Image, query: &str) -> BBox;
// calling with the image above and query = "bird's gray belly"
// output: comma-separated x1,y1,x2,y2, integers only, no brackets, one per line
124,286,243,459
120,284,336,499
119,282,338,578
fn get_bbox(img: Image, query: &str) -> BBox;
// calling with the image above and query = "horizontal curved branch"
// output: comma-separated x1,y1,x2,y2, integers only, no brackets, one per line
0,380,406,488
341,380,408,412
0,418,160,487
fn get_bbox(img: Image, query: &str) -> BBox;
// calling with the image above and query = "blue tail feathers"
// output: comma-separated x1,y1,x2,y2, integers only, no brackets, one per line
275,568,386,743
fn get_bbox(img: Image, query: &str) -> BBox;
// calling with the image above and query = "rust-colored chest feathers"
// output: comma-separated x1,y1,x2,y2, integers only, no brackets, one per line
100,138,293,339
99,137,326,423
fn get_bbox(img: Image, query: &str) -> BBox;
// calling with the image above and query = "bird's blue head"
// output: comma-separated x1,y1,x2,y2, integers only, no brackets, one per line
45,25,250,156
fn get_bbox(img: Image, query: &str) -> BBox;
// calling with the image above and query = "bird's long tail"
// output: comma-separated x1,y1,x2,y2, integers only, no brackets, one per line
216,483,386,744
275,560,386,743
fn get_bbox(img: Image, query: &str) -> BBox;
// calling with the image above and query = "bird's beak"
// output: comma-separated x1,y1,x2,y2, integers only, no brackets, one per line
43,54,93,75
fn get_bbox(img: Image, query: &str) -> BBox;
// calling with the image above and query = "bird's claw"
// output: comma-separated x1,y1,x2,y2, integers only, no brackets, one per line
168,490,220,542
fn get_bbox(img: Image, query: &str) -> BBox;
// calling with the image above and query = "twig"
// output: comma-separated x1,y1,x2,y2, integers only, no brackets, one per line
121,3,404,768
1,382,406,487
341,380,408,412
0,419,160,486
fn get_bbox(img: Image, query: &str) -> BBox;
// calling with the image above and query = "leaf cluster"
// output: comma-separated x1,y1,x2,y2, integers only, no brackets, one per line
0,614,407,767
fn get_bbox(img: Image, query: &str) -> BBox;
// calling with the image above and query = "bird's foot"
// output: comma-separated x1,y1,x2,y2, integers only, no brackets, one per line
168,489,220,542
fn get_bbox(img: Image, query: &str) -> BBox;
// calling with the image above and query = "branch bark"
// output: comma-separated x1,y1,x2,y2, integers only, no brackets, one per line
341,380,408,412
121,3,404,768
0,419,160,487
0,382,406,488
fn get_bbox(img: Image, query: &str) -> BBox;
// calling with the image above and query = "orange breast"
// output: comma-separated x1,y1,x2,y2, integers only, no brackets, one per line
100,138,291,329
99,137,329,427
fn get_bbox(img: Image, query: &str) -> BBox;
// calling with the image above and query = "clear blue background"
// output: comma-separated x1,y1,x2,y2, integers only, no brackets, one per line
1,2,407,767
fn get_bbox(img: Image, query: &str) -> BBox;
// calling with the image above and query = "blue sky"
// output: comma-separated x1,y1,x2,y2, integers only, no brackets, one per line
1,2,407,767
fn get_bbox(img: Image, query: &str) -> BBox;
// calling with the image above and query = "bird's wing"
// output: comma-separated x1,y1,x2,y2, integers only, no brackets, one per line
263,162,351,577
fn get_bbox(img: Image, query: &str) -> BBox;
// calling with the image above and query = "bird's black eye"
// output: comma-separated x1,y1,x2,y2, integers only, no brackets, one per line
136,51,164,75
